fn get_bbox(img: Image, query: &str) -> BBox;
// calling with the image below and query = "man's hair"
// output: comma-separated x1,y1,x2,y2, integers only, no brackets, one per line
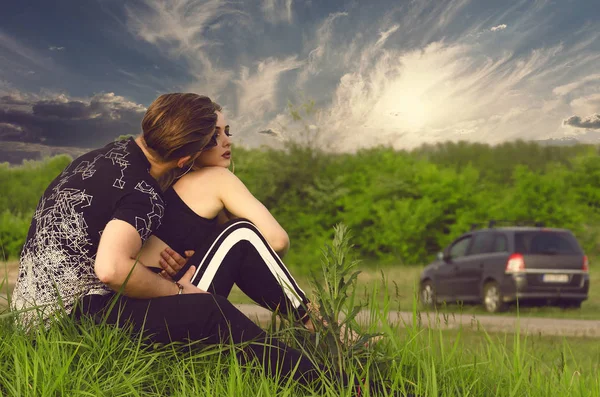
142,93,222,163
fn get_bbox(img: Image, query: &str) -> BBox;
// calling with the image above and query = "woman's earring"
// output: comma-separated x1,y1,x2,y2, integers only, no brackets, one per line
175,162,194,179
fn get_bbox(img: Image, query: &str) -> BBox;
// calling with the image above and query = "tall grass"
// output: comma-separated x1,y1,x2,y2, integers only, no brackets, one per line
1,226,599,396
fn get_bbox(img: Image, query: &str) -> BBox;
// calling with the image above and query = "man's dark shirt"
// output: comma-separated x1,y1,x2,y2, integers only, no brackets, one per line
11,138,165,327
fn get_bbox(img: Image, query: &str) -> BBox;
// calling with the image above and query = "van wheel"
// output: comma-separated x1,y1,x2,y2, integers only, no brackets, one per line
420,280,436,309
482,282,507,313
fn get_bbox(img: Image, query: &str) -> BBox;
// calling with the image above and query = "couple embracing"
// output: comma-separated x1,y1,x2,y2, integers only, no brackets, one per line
11,93,406,396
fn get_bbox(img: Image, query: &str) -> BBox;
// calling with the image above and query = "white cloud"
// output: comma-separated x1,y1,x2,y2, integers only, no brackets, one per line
120,0,600,150
569,93,600,117
48,46,65,51
235,56,304,117
553,74,600,96
262,0,293,24
117,69,171,93
293,0,600,149
0,30,55,71
375,25,400,47
287,21,600,150
399,0,471,46
90,92,147,117
124,0,241,97
297,11,348,84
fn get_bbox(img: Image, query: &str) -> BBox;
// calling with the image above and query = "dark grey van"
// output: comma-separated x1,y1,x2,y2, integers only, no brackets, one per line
419,222,590,312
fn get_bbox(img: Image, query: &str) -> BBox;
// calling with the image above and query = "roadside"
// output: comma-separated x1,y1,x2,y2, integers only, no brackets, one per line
235,303,600,338
3,261,599,337
0,261,19,307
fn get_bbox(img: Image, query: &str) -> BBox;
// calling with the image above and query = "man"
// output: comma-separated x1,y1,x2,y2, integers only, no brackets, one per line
11,93,217,328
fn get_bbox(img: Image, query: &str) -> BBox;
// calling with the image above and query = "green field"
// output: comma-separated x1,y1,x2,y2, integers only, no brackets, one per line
1,276,599,397
226,262,600,320
2,244,599,396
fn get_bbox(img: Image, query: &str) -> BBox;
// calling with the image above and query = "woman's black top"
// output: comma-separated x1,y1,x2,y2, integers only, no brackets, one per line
154,187,218,255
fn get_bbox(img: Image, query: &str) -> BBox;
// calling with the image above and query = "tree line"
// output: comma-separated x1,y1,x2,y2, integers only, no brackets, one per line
1,140,599,273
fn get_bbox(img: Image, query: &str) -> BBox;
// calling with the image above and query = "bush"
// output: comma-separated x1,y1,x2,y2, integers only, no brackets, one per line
1,143,599,271
0,211,31,260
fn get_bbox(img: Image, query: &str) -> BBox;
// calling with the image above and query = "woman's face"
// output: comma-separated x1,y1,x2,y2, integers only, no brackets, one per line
195,111,232,168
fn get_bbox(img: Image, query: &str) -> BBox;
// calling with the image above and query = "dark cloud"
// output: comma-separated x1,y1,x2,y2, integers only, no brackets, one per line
563,114,600,129
33,100,92,119
0,93,146,147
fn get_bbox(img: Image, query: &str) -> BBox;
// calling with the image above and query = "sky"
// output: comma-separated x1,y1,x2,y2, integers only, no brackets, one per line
1,0,600,153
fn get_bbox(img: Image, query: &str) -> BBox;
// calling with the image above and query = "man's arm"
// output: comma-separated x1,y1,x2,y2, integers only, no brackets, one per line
95,219,206,296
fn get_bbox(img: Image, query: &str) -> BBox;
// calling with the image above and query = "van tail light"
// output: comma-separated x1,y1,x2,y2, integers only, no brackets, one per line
583,255,589,272
506,253,526,273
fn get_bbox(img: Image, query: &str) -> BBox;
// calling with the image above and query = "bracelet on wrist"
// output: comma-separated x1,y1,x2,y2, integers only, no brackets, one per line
174,281,184,295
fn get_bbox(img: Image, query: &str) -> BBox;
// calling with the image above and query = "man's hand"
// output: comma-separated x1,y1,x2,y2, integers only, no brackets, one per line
96,220,202,298
178,265,209,294
159,247,195,280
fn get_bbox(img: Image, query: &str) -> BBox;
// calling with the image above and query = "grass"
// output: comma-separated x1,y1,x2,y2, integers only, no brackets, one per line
1,285,599,396
1,308,599,397
1,227,599,396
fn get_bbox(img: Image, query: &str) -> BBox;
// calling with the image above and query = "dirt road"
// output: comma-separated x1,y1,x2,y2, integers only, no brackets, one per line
234,304,600,338
2,294,598,337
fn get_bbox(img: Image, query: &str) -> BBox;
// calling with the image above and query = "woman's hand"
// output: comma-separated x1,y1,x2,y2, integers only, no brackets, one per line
159,247,195,280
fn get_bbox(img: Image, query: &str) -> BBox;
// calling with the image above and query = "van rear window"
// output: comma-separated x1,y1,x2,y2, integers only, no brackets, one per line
514,231,582,255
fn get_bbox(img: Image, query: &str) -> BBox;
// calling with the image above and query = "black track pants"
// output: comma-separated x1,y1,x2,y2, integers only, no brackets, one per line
73,219,335,389
74,292,327,387
173,219,310,321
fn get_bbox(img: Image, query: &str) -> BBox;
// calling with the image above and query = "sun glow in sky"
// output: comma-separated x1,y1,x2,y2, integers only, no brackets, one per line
0,0,599,154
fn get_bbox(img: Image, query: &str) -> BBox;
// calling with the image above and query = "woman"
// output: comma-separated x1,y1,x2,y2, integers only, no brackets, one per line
110,104,398,396
136,105,315,328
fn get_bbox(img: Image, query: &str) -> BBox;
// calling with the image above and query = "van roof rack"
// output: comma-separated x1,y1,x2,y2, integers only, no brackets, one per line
470,220,545,231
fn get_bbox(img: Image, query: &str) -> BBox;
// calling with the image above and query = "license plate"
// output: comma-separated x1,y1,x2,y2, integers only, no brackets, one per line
542,274,569,283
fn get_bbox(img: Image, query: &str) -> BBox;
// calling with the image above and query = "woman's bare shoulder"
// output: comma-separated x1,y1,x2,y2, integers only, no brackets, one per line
197,167,243,186
181,166,234,182
172,168,229,217
175,167,240,195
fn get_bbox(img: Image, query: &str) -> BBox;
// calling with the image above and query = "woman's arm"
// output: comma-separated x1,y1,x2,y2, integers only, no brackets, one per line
214,168,290,257
216,208,238,225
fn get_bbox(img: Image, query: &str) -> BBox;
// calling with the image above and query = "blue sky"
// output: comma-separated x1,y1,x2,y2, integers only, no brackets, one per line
1,0,599,151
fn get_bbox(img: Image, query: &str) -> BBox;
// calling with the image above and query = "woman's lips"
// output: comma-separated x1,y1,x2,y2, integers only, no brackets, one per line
222,151,231,159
